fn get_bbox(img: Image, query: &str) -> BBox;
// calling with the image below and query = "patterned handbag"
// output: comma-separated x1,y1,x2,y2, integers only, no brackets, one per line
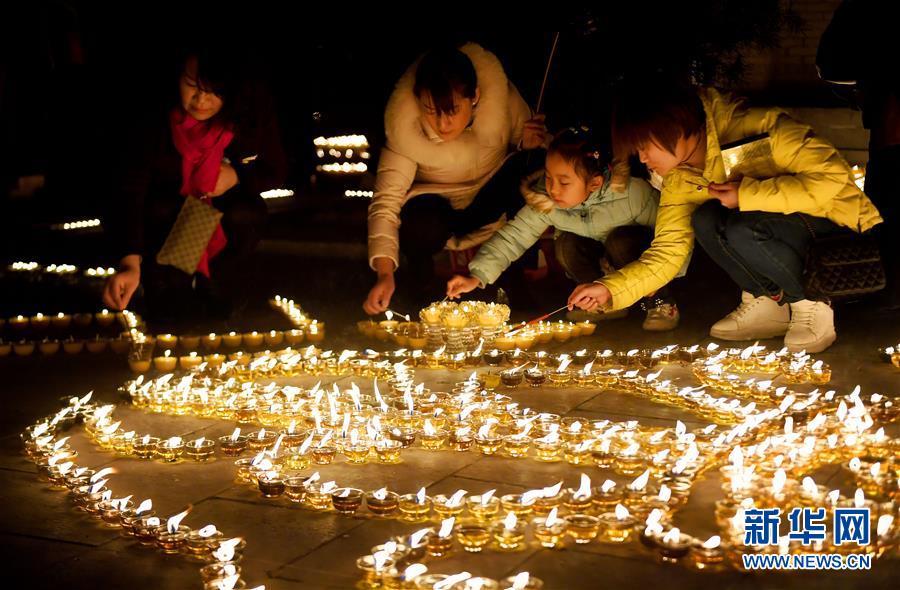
155,196,223,275
804,232,886,301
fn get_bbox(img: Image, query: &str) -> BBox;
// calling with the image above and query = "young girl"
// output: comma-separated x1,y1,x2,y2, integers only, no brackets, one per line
569,83,882,352
447,128,681,331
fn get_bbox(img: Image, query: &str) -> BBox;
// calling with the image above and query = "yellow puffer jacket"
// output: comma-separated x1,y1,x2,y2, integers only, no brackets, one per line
600,88,883,310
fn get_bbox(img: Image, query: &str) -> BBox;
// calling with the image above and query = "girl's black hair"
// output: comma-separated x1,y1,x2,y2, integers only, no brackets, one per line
175,43,256,127
413,45,477,117
548,127,608,181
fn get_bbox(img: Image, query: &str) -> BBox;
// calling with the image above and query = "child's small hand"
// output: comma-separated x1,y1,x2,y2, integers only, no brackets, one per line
708,181,740,209
567,282,611,311
446,275,480,299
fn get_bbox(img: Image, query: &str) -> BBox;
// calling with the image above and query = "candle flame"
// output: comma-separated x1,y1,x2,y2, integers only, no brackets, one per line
503,511,517,530
373,487,388,501
135,499,153,514
702,535,721,549
854,488,866,508
438,517,455,537
410,528,430,548
434,573,471,590
662,527,681,544
658,485,672,503
877,515,894,538
614,504,629,520
511,572,531,589
404,563,428,580
573,473,591,499
166,507,191,533
545,507,561,527
230,427,241,441
216,574,240,590
198,525,218,538
447,489,467,507
372,550,390,571
629,469,650,492
542,481,563,498
870,462,881,478
416,487,427,504
89,479,107,494
90,467,115,483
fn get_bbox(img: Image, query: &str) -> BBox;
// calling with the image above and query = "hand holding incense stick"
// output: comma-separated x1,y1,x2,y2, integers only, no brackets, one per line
505,305,568,336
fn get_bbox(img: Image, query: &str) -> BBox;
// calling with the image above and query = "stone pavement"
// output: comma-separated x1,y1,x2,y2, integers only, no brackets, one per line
1,247,898,589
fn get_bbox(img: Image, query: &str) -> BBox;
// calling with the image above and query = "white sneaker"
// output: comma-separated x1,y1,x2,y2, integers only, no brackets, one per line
643,303,679,331
709,291,790,341
784,299,836,353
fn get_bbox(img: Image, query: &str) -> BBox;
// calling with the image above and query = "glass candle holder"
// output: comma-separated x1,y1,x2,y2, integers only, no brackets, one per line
491,520,525,550
185,439,216,461
597,512,637,544
689,539,728,571
134,517,162,546
366,491,400,517
121,509,155,536
99,499,133,526
375,439,403,464
448,429,473,452
524,367,546,387
533,439,562,462
651,530,693,564
432,495,466,519
563,491,593,513
133,436,160,459
547,370,572,387
305,483,335,511
343,443,372,465
331,488,364,515
466,495,501,522
474,433,502,455
532,516,567,548
217,434,249,457
356,555,396,589
500,369,524,387
426,532,454,557
247,430,278,452
500,494,535,518
531,493,563,517
312,445,336,465
388,427,416,448
155,525,191,554
185,529,223,558
257,473,286,498
285,451,312,470
155,438,185,462
398,493,432,521
419,429,448,451
503,435,531,458
484,350,504,365
284,476,309,503
564,514,601,544
456,522,491,552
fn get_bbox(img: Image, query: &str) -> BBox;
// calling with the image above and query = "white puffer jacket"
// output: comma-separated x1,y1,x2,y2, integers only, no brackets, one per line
367,43,532,270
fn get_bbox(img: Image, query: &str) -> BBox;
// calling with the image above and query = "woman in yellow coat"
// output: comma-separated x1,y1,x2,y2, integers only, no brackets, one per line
568,84,882,353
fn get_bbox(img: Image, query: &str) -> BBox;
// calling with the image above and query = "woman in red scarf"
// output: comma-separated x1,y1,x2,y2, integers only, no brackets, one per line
103,47,286,320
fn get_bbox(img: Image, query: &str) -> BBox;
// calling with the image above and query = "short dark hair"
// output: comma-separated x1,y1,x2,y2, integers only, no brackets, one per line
548,127,608,182
177,43,251,125
413,46,477,117
611,82,705,159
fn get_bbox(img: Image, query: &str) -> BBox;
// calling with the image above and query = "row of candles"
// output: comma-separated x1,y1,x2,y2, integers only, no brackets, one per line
21,338,900,586
2,309,120,330
21,396,265,590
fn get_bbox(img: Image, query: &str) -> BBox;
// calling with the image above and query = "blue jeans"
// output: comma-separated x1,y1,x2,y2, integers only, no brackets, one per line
692,200,847,303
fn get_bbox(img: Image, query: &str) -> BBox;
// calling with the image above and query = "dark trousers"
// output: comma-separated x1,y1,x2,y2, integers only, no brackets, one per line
865,145,900,306
398,150,544,288
692,200,845,303
554,226,672,303
141,190,267,320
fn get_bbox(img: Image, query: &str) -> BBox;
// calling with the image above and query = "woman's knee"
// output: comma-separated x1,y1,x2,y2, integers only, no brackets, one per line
691,199,725,236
